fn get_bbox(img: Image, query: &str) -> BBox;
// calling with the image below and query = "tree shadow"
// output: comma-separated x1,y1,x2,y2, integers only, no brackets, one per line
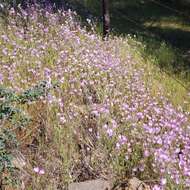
110,1,190,50
108,0,190,77
148,26,190,51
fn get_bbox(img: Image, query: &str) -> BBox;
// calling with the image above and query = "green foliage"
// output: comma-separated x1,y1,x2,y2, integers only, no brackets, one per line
0,80,55,185
0,130,17,171
0,129,18,185
18,81,51,104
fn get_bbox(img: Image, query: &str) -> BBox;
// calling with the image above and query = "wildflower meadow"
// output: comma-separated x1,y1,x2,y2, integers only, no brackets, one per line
0,3,190,190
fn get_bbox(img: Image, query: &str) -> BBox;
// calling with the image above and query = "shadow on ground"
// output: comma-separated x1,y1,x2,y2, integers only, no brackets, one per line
110,1,190,51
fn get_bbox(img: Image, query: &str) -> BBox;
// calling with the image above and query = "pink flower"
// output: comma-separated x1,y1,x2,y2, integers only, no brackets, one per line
161,178,167,185
152,185,162,190
33,167,40,173
33,167,45,175
39,169,45,175
107,128,113,137
0,73,3,84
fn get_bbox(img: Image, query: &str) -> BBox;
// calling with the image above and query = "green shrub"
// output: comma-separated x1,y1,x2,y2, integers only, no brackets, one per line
0,81,56,186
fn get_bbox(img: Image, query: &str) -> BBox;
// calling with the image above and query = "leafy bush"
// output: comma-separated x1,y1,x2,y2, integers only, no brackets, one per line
0,81,55,186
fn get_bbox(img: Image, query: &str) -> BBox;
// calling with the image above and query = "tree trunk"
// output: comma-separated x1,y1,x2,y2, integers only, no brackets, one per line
102,0,110,38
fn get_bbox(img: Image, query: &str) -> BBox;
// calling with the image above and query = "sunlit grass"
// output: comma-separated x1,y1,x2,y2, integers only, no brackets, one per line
144,19,190,32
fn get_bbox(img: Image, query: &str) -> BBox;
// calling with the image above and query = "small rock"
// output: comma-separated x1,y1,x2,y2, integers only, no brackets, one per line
128,177,150,190
68,179,111,190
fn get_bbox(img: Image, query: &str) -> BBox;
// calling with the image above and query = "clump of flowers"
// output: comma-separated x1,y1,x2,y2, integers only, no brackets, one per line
33,167,45,175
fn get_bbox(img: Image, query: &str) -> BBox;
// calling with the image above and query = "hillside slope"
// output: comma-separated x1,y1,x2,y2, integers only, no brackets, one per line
0,6,190,190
